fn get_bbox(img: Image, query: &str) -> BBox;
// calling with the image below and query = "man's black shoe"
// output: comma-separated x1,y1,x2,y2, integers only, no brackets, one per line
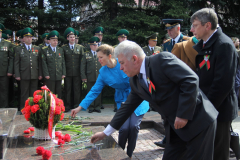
113,108,117,112
154,141,166,148
94,109,101,113
88,109,93,113
101,105,104,109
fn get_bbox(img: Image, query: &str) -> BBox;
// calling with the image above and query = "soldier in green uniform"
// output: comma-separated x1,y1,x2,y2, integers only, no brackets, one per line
3,29,13,42
14,27,42,110
41,30,66,99
142,32,162,56
114,29,129,48
162,19,189,52
93,26,104,46
62,27,84,112
39,33,50,48
16,30,24,46
81,37,102,113
2,33,8,39
0,23,14,108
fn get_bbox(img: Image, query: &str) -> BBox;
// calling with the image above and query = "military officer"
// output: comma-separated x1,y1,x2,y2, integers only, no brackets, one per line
3,29,13,42
162,19,189,52
62,27,84,112
93,26,104,46
41,30,66,98
39,33,49,48
14,27,42,110
81,37,102,113
2,33,8,39
16,30,24,46
0,23,14,108
142,32,162,56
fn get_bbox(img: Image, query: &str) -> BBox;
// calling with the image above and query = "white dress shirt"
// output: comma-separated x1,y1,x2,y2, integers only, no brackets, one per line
203,29,218,45
172,33,181,45
69,43,75,50
50,45,56,52
148,45,154,52
25,44,32,50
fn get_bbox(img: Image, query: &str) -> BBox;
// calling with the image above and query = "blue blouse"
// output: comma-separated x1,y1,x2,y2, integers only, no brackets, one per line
80,59,149,116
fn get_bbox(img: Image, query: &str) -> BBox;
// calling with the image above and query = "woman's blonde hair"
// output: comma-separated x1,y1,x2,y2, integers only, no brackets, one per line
96,44,114,56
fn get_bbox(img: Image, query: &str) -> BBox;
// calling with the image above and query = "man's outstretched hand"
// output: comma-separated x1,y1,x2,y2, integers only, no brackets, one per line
91,132,107,143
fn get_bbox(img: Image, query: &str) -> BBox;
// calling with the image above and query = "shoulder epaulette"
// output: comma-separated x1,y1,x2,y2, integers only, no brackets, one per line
42,46,48,49
183,36,190,40
164,38,172,43
62,44,66,46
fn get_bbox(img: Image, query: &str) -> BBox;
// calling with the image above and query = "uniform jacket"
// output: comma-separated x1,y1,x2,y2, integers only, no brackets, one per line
62,44,84,77
80,59,149,116
14,45,42,80
0,39,14,76
193,27,238,122
41,46,66,81
171,37,198,72
81,50,101,82
142,46,162,56
109,53,218,142
163,33,189,52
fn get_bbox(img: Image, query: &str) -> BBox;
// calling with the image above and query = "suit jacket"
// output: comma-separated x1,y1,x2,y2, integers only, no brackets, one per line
0,39,14,76
110,53,218,142
14,45,42,80
193,27,238,122
41,46,66,81
81,50,101,82
171,37,199,72
62,44,84,77
163,34,189,52
142,46,162,56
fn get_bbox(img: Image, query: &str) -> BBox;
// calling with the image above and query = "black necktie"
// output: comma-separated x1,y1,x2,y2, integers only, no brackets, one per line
53,48,55,53
172,40,175,46
151,48,154,54
138,73,148,91
71,46,74,50
28,46,31,52
93,52,96,58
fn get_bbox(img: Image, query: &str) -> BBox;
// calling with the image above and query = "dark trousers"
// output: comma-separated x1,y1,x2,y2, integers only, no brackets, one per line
20,79,38,110
87,81,101,110
0,76,9,108
213,121,231,160
64,76,81,110
45,80,62,99
163,120,216,160
118,113,144,157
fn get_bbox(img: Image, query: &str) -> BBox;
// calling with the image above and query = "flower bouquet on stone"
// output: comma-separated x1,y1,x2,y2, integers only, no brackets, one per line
21,85,65,140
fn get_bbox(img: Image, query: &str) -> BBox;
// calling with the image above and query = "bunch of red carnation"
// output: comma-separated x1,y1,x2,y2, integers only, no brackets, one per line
36,146,52,160
21,86,65,129
55,131,71,147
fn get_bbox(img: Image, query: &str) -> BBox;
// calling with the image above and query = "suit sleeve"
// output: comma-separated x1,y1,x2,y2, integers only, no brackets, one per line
41,49,49,77
8,43,14,74
81,52,87,79
79,46,84,75
207,43,237,109
38,47,42,77
14,47,21,78
62,50,66,76
160,53,199,120
110,88,143,130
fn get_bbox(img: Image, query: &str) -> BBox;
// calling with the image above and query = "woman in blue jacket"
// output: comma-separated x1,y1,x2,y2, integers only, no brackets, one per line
71,44,149,157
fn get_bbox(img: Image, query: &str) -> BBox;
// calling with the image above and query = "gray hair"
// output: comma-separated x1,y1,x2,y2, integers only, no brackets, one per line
114,40,145,60
190,8,218,30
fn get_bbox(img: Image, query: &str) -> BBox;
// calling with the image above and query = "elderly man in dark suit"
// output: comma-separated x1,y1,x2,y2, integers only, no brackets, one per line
90,40,218,160
191,8,238,160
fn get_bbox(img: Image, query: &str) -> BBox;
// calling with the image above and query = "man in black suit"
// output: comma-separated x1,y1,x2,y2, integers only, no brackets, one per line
191,8,238,160
90,40,218,159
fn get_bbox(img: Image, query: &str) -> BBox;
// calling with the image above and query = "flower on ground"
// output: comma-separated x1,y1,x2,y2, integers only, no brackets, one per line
29,127,35,131
42,149,52,160
24,129,30,134
36,146,45,155
58,139,65,146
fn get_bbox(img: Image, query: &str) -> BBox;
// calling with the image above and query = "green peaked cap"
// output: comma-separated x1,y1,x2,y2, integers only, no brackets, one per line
64,27,75,39
41,33,49,39
162,19,183,30
146,32,158,41
2,33,8,39
3,29,13,38
47,30,59,40
75,30,80,39
88,36,100,45
16,30,22,37
116,29,129,37
0,23,5,32
93,26,104,35
21,27,34,37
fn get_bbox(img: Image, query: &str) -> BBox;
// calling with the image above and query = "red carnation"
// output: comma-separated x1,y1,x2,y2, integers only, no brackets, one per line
61,105,65,112
60,113,64,121
55,131,62,137
57,134,64,140
42,149,52,160
24,112,31,121
22,105,31,115
25,98,30,106
63,134,71,142
31,104,40,113
33,90,42,97
36,146,45,155
58,139,65,146
29,127,35,131
24,129,30,134
33,95,43,103
55,106,61,115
